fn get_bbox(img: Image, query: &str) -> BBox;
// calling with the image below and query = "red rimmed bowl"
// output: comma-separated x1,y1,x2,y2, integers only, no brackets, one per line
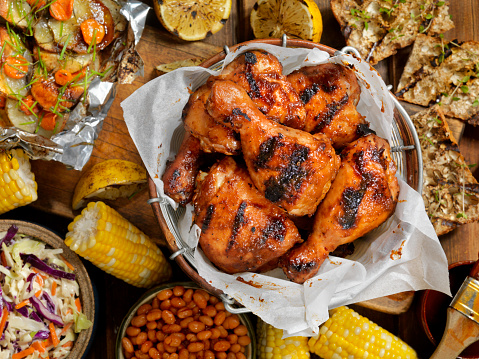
420,261,479,358
148,38,422,300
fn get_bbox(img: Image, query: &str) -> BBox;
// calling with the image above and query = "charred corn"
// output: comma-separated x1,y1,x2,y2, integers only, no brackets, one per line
65,201,171,288
0,148,37,214
257,318,310,359
309,306,417,359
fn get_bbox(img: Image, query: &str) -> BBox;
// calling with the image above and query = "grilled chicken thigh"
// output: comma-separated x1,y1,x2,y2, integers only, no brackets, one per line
213,50,306,127
207,80,341,217
194,157,302,274
281,134,400,283
287,63,370,148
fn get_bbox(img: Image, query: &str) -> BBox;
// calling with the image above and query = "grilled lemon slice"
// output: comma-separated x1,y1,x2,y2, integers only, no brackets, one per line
72,159,147,210
154,0,232,41
251,0,323,43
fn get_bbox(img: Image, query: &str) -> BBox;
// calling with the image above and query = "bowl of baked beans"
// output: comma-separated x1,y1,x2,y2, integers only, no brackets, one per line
116,282,256,359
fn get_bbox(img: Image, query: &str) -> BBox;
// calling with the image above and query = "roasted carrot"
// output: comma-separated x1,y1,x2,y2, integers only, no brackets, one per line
12,347,35,359
59,322,72,336
74,297,81,312
20,95,40,116
15,299,30,310
49,0,73,21
39,112,57,131
4,56,28,79
54,69,73,86
51,281,57,296
49,322,60,347
0,307,9,339
80,19,105,45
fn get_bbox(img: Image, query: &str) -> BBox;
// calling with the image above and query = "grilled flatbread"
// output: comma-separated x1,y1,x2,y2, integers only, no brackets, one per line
411,105,479,236
330,0,454,65
397,34,479,125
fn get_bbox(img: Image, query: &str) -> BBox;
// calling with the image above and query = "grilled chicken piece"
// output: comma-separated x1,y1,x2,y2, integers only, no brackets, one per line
193,156,302,274
281,134,400,283
183,84,241,155
207,80,341,217
162,132,203,205
212,50,306,127
287,63,370,148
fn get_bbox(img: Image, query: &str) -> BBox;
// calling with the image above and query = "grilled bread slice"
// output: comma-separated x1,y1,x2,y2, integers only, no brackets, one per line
411,105,479,236
397,34,479,125
330,0,454,65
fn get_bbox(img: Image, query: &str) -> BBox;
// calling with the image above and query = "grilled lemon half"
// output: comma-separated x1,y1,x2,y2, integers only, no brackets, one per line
154,0,232,41
251,0,323,43
72,159,147,210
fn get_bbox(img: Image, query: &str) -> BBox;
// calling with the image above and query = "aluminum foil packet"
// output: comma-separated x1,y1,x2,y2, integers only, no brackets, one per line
0,0,149,170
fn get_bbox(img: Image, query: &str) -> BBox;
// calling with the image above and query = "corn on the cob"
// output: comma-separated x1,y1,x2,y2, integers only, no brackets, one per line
309,306,417,359
0,148,37,214
257,318,310,359
65,201,172,288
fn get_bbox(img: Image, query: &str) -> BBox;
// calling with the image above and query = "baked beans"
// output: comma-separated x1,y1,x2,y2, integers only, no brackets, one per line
122,286,251,359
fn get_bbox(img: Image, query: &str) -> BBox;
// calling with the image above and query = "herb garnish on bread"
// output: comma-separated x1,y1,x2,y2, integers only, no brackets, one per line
331,0,454,65
397,34,479,125
411,105,479,236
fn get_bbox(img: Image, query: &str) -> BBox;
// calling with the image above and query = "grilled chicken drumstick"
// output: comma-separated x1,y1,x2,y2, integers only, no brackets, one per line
281,134,400,283
287,63,370,148
212,50,306,128
193,157,302,274
207,80,341,217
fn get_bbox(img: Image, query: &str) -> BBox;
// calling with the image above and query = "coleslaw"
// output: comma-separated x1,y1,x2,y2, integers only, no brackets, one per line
0,225,92,359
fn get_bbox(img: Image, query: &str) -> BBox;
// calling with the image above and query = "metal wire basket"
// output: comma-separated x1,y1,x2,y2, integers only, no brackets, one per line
148,38,423,313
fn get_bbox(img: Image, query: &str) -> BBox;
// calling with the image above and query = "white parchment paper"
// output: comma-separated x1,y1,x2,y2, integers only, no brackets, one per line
121,43,450,336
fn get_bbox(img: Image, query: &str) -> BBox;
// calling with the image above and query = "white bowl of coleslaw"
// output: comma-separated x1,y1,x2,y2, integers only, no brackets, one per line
0,220,94,359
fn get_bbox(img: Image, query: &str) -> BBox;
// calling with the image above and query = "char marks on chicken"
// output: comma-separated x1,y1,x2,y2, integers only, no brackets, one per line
287,63,369,148
281,134,400,283
207,80,341,217
193,157,302,274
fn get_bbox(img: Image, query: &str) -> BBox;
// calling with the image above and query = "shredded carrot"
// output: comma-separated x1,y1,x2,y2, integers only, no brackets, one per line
51,281,57,296
42,338,52,348
15,299,30,310
59,322,72,336
0,307,8,338
66,308,73,315
61,256,75,271
36,275,44,287
61,341,73,348
0,251,6,267
31,268,48,279
35,290,42,297
31,341,45,353
49,322,60,347
74,298,81,312
12,347,35,359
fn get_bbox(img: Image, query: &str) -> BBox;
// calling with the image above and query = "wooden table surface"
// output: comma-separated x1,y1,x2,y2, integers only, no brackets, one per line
1,1,478,358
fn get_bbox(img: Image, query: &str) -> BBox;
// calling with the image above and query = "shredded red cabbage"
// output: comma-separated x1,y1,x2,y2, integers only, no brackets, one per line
0,224,18,247
30,296,64,327
29,311,43,323
20,254,75,281
33,330,50,340
42,292,56,312
16,306,29,318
